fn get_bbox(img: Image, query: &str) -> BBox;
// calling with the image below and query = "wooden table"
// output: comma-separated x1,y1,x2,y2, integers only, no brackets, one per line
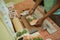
14,0,60,40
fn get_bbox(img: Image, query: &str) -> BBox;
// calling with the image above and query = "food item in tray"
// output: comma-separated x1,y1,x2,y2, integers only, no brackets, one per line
26,15,38,25
20,10,38,26
22,29,28,34
31,35,43,40
23,32,43,40
23,36,43,40
30,19,38,25
23,36,30,40
33,38,43,40
26,15,35,22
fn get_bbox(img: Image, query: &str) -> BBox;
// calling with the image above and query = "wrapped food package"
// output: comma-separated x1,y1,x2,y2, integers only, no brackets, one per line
12,17,24,32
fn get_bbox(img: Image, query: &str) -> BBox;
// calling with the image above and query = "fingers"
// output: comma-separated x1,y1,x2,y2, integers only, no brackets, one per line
33,23,42,27
29,9,34,15
29,7,36,15
33,18,44,27
33,22,42,27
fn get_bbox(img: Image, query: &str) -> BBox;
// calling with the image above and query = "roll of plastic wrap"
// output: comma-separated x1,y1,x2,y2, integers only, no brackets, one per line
0,0,15,35
12,17,23,32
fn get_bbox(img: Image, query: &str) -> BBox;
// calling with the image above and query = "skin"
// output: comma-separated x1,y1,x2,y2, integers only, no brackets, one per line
28,0,60,27
29,0,42,15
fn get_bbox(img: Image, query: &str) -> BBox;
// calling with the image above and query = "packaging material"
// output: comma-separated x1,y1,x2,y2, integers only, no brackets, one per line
21,10,43,26
0,0,15,35
42,19,57,34
21,16,41,34
12,17,24,32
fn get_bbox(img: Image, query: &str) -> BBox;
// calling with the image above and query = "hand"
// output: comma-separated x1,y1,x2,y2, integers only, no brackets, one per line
34,18,45,27
25,8,34,16
29,8,35,15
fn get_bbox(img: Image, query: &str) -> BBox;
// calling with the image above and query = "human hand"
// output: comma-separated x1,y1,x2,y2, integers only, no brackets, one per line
29,8,35,15
33,18,45,27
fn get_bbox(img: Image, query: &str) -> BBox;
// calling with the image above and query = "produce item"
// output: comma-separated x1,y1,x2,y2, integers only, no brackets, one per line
16,29,28,37
26,15,38,25
16,32,22,37
22,29,28,34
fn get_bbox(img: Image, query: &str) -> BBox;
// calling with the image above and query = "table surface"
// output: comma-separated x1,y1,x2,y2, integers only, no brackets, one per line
14,0,60,40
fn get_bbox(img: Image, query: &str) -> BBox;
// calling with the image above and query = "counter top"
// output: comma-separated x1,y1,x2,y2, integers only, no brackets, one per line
14,0,60,40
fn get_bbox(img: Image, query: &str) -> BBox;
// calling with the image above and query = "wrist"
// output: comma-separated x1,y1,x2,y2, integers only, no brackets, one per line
42,17,46,21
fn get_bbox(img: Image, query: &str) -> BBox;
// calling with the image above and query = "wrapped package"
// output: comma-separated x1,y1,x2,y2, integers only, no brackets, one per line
12,17,24,32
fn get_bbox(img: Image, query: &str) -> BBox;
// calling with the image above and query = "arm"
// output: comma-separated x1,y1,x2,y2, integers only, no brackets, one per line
34,1,60,27
29,0,42,15
43,1,60,20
